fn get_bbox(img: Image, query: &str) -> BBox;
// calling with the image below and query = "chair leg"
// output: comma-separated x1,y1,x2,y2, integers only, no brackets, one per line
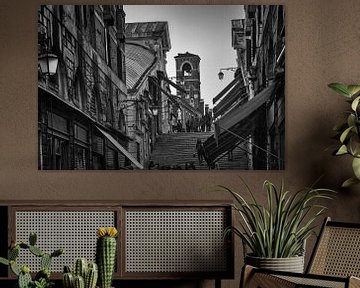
240,265,296,288
349,276,360,288
240,265,255,288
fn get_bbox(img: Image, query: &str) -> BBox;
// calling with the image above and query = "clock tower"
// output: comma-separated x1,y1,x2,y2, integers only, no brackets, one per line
174,52,202,113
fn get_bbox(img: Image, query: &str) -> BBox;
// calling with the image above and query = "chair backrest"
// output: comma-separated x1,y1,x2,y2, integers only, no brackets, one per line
307,217,360,277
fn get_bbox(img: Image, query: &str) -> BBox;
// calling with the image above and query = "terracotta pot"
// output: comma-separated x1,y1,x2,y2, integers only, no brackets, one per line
245,254,305,273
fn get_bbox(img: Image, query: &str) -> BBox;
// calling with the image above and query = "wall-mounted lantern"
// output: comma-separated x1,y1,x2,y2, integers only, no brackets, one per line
151,106,159,116
217,67,238,80
38,53,59,76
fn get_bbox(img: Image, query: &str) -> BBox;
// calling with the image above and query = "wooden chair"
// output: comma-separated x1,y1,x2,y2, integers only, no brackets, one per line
241,217,360,288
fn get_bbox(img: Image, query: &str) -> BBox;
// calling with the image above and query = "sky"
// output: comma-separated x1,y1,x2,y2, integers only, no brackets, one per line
124,5,244,108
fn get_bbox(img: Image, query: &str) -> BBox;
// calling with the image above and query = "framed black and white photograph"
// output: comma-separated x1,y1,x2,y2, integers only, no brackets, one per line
38,5,285,170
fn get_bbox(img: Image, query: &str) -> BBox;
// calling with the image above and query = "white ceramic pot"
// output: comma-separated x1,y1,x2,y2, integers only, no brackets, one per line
245,254,305,273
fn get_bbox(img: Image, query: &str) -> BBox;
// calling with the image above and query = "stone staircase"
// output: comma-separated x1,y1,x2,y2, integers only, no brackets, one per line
150,132,213,170
149,132,250,170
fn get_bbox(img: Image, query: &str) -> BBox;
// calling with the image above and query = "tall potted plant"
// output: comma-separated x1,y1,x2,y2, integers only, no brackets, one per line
328,83,360,187
221,179,334,273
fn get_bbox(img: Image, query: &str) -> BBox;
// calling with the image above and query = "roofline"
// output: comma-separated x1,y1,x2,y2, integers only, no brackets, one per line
125,42,158,92
125,21,171,51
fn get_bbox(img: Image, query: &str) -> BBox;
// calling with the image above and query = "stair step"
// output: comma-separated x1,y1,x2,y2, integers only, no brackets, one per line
149,131,249,170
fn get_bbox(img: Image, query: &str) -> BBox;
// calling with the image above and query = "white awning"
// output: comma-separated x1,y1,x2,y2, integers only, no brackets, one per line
97,127,144,169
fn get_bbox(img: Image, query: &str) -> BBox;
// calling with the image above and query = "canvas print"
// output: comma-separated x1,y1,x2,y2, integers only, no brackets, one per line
38,5,285,170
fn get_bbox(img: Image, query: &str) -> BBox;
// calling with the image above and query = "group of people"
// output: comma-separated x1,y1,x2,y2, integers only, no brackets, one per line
185,113,212,133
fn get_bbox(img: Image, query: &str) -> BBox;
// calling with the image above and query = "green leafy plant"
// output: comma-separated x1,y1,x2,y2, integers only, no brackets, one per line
221,179,335,258
328,83,360,187
0,232,63,288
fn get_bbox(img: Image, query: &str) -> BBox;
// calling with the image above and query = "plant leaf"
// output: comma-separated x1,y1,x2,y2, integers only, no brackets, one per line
336,145,348,155
328,83,351,97
352,157,360,179
351,96,360,111
347,114,356,128
347,85,360,97
340,126,353,143
0,257,9,266
342,177,360,188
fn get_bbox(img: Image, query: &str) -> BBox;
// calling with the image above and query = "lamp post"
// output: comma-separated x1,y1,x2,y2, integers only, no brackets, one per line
217,67,238,80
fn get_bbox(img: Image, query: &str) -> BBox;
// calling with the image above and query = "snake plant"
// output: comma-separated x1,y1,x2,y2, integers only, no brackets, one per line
221,178,335,258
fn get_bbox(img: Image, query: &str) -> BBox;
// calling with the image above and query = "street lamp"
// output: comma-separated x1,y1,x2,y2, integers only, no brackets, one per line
218,67,238,80
38,52,59,76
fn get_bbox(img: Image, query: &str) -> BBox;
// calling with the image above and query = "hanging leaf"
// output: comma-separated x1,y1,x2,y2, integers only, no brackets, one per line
328,83,351,97
352,157,360,179
340,126,353,143
347,114,356,127
348,135,360,156
351,96,360,111
336,145,348,155
342,177,360,188
347,85,360,97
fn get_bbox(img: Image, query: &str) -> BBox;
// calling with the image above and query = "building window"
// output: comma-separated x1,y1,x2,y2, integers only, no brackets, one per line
51,137,69,169
74,146,87,169
74,123,89,170
105,146,118,169
136,142,141,163
92,134,105,169
104,26,111,67
75,5,82,29
182,63,192,77
118,109,126,133
83,6,88,28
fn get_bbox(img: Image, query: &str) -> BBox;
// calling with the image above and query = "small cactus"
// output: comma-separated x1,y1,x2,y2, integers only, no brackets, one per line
85,263,98,288
62,259,98,288
29,232,37,246
0,257,9,266
63,271,74,288
51,248,64,258
73,275,85,288
35,268,51,281
74,258,87,279
18,269,32,288
10,260,21,276
41,253,52,270
9,246,19,260
96,227,118,288
29,245,44,257
0,233,63,288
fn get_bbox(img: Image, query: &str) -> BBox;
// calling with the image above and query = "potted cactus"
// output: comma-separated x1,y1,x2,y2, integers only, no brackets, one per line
0,232,63,288
96,227,118,288
62,258,98,288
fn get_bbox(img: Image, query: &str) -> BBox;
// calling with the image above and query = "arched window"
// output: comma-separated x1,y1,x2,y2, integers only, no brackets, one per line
182,63,192,77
